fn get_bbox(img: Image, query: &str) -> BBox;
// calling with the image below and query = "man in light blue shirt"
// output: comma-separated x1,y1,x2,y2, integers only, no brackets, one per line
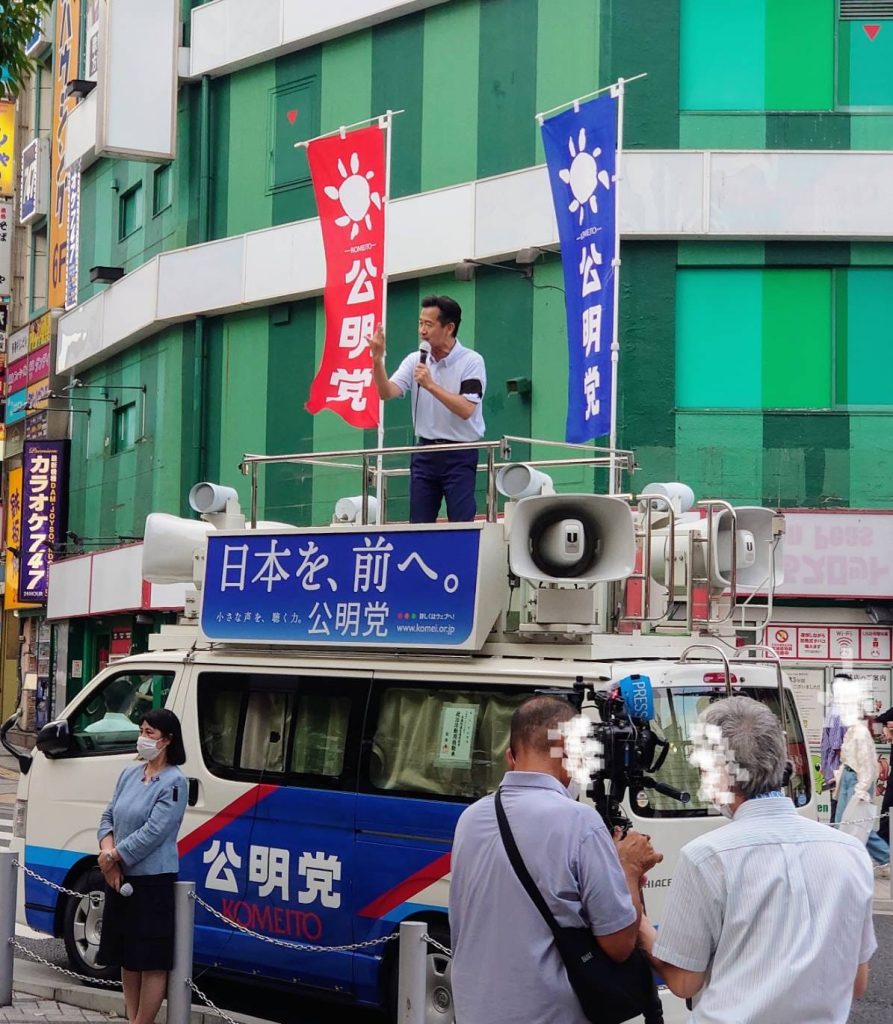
449,695,661,1024
371,294,486,522
640,696,876,1024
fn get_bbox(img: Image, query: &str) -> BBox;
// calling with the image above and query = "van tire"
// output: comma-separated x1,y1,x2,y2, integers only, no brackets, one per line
386,919,454,1023
62,866,118,983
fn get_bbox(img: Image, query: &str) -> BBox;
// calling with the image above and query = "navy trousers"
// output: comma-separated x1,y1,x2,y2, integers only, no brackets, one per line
410,446,478,522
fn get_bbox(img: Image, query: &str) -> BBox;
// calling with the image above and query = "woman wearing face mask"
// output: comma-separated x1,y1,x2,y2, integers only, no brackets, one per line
96,708,188,1024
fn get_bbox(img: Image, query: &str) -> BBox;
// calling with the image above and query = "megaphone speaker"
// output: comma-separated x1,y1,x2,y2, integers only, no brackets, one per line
509,495,636,584
142,513,213,584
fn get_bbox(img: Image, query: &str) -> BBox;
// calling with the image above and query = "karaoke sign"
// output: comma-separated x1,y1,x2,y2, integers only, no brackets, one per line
306,125,385,428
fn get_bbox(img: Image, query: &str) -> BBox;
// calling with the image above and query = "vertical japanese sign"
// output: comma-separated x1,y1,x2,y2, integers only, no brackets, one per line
0,201,11,295
0,102,15,196
65,160,81,310
20,440,69,603
50,0,82,310
541,94,617,443
306,126,385,428
4,467,39,610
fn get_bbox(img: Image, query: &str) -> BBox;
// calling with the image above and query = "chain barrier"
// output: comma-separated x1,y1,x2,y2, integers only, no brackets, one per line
188,979,240,1024
13,860,94,900
190,891,399,953
826,809,889,828
10,939,122,988
422,933,452,958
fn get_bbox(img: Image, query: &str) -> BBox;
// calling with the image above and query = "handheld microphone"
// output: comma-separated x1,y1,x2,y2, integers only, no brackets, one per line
418,340,431,365
120,882,133,897
618,673,654,721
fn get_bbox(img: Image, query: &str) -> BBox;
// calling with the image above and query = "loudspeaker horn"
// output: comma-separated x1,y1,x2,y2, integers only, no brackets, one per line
508,494,636,584
142,513,213,584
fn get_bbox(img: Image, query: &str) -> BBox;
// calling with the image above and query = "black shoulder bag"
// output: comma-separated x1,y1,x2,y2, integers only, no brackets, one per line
494,788,663,1024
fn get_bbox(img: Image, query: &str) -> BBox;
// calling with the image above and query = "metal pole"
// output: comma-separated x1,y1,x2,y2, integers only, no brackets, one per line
0,852,15,1006
397,920,428,1024
167,882,195,1024
375,110,394,526
486,445,497,522
608,78,626,496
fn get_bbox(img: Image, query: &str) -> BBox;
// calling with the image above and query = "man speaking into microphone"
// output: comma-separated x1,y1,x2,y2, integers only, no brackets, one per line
371,295,486,522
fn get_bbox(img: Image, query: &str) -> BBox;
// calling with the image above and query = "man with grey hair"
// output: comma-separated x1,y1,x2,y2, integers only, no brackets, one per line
638,695,876,1024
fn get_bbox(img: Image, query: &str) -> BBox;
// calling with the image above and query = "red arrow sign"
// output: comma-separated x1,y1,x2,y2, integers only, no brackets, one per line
864,24,881,41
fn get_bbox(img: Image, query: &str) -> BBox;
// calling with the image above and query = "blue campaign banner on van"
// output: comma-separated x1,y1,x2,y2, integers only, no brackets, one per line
541,92,617,443
201,527,481,647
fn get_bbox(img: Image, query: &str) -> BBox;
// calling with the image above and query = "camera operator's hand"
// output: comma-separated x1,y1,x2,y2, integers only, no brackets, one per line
615,830,663,878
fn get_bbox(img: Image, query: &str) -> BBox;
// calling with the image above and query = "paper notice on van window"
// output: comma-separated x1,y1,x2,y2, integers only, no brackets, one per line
435,705,478,768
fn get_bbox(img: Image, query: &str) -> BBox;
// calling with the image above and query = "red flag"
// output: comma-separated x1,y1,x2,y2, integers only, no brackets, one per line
306,125,386,427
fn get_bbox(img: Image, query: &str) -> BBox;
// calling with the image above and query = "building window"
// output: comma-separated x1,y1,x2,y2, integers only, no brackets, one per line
152,164,172,216
118,183,143,241
267,76,319,193
112,402,137,454
29,221,48,315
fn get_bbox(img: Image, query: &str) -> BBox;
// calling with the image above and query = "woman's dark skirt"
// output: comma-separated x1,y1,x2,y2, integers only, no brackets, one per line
97,873,177,972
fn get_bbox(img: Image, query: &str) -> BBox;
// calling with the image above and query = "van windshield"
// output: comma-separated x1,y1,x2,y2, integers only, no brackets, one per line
632,687,811,818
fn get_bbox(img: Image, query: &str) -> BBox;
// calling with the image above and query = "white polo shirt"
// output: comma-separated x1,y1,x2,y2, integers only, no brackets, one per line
390,339,486,442
653,797,877,1024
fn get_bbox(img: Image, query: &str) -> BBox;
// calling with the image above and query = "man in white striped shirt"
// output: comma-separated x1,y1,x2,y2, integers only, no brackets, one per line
639,696,876,1024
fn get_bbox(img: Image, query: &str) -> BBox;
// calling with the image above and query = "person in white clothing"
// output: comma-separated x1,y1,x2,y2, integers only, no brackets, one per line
638,696,876,1024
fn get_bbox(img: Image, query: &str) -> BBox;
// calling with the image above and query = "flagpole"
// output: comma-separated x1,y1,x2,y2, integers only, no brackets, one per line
608,77,627,496
375,110,394,525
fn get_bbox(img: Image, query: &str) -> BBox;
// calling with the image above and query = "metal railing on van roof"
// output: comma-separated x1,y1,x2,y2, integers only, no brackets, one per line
239,436,636,527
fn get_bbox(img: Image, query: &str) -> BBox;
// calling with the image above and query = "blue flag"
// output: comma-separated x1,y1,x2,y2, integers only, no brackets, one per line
541,94,617,443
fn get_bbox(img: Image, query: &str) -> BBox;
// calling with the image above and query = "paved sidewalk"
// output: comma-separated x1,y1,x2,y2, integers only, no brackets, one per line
0,995,122,1022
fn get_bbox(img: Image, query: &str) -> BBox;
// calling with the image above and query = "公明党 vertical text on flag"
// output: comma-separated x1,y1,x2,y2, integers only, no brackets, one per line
306,125,386,428
540,94,617,443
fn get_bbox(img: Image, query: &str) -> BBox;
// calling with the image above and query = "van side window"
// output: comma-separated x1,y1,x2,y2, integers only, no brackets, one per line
69,671,175,756
363,685,532,801
197,673,358,786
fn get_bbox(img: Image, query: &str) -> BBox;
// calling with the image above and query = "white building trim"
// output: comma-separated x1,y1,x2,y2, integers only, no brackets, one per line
57,150,893,375
189,0,451,78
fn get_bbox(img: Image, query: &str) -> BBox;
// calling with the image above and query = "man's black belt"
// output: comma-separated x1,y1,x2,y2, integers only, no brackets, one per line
418,437,462,445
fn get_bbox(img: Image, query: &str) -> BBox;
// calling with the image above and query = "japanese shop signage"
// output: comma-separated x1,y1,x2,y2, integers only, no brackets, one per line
541,93,617,443
201,525,495,650
4,467,39,611
5,388,28,425
65,160,81,310
20,138,50,225
767,624,892,663
0,304,7,354
305,125,385,428
777,510,893,599
8,324,28,363
50,0,82,310
20,440,69,602
0,201,12,295
25,12,51,58
0,103,15,197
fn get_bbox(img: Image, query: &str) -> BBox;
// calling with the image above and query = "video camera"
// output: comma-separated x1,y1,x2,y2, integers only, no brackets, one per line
573,673,690,832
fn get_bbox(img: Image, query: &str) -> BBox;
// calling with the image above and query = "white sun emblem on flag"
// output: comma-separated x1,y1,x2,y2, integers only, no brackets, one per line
558,128,611,225
325,152,382,240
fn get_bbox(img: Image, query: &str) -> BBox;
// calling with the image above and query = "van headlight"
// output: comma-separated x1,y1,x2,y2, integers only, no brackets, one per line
13,800,26,840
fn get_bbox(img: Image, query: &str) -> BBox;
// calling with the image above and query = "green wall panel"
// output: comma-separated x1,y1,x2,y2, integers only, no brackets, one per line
601,0,679,147
679,114,766,149
850,114,893,148
680,0,765,111
477,0,538,178
764,242,849,267
224,63,275,235
765,112,849,149
839,20,893,107
372,13,424,199
838,269,893,406
761,270,831,408
534,0,599,164
765,0,833,111
419,0,480,191
762,412,848,507
676,269,762,409
265,300,317,525
210,78,231,239
850,415,893,506
676,414,763,504
677,242,765,266
851,242,893,264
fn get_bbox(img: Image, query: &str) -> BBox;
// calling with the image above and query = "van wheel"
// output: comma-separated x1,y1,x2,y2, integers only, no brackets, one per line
62,866,117,982
387,921,454,1024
